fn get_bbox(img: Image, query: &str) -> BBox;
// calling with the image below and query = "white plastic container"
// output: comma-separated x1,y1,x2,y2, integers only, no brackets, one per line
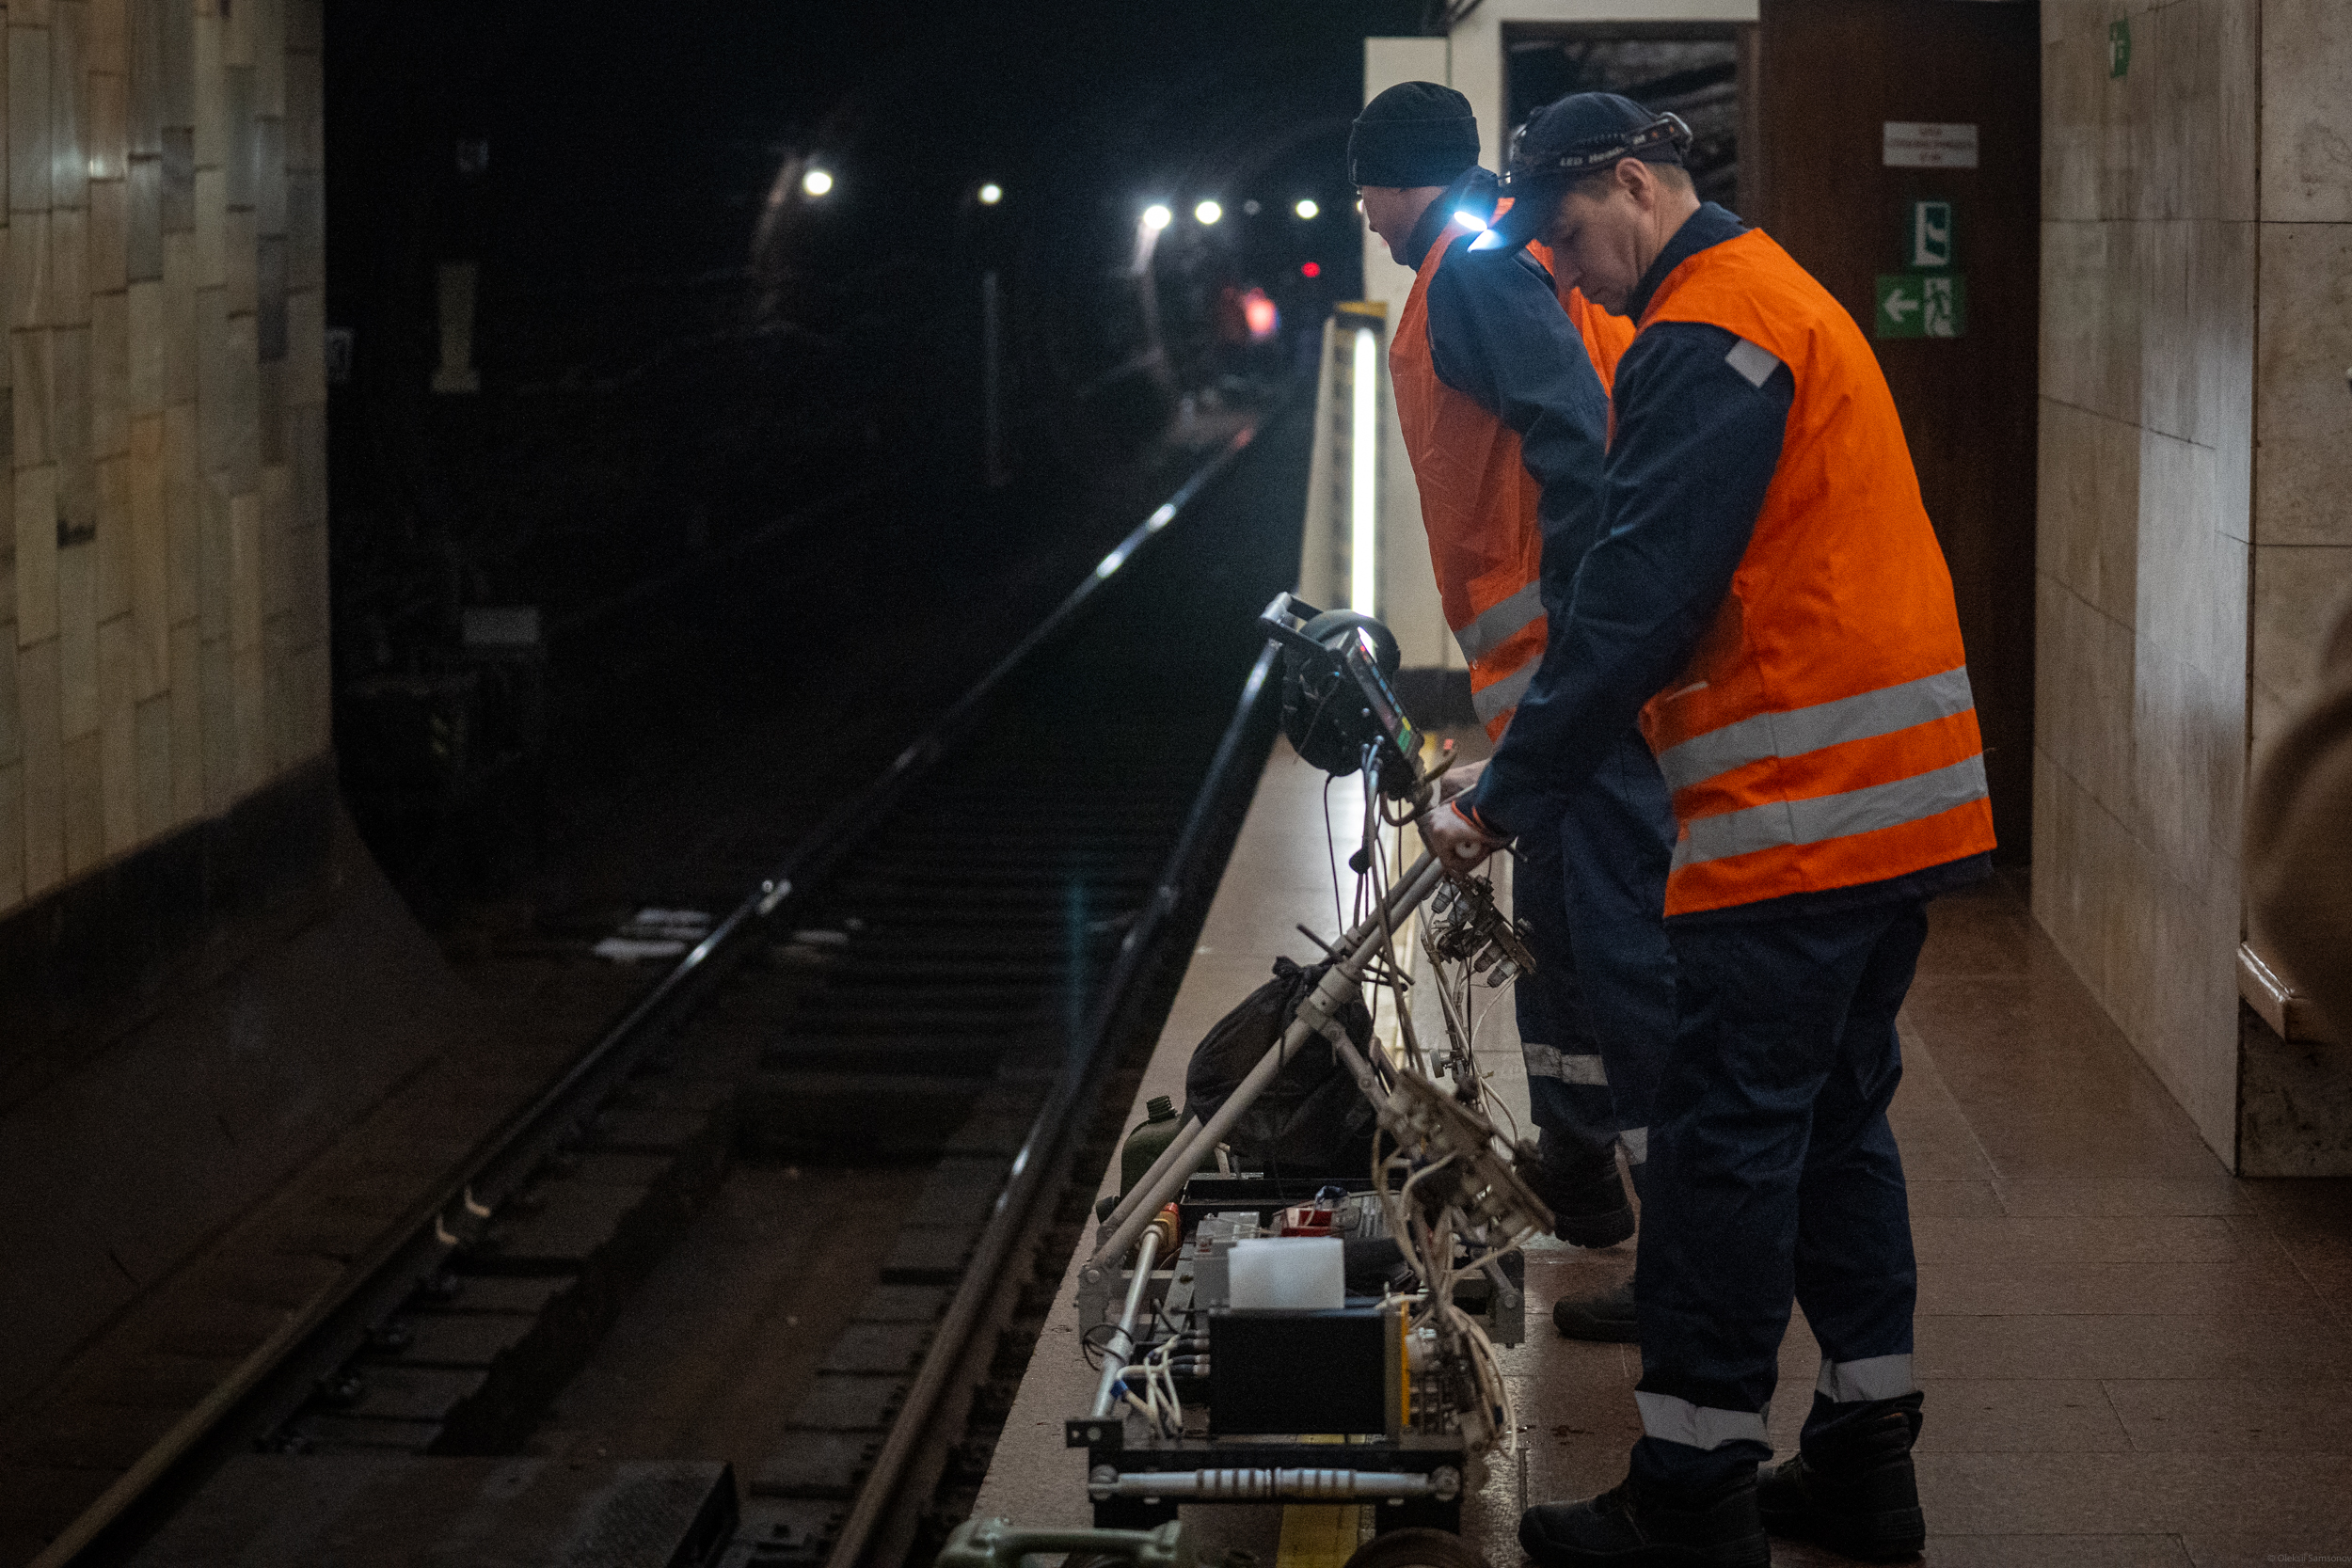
1227,1236,1345,1310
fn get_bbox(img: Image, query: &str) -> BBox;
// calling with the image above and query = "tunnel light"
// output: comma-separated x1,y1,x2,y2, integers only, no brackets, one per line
977,182,1003,205
1295,198,1320,219
1242,198,1261,216
1142,203,1172,231
1351,325,1377,615
1195,199,1223,226
1300,261,1322,278
802,167,834,198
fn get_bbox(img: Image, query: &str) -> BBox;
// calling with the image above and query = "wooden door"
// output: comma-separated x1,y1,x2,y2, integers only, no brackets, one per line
1750,0,2040,862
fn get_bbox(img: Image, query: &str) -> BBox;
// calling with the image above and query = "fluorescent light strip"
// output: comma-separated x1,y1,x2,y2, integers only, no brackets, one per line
1350,325,1377,615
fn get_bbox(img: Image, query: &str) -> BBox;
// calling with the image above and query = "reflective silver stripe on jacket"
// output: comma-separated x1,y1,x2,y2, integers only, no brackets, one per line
1671,753,1988,871
1472,660,1538,724
1725,337,1782,388
1454,580,1545,664
1523,1043,1608,1086
1635,1391,1770,1451
1816,1354,1915,1403
1655,666,1978,794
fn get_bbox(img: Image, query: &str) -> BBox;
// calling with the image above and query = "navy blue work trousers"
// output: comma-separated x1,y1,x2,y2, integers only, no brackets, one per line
1629,896,1927,1493
1508,724,1677,1180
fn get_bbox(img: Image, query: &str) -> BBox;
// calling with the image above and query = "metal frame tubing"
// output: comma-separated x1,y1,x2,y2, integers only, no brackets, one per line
1088,1226,1170,1418
1085,852,1444,1275
1086,1467,1446,1501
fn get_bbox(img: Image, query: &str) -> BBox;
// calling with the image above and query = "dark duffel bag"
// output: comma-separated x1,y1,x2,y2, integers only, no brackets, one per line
1184,956,1377,1174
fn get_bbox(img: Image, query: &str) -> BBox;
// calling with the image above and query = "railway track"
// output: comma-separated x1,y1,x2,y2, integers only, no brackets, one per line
40,409,1310,1568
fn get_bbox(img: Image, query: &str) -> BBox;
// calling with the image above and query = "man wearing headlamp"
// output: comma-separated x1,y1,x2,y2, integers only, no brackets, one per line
1426,91,1994,1566
1345,81,1674,1345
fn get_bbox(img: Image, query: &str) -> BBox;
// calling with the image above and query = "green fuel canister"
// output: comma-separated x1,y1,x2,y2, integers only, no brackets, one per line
1096,1095,1212,1220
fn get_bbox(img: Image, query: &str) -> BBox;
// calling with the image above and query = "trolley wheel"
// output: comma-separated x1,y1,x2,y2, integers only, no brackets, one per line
1340,1528,1487,1568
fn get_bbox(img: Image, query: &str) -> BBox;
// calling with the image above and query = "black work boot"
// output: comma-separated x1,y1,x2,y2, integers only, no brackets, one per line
1553,1276,1637,1343
1519,1471,1771,1568
1529,1138,1635,1247
1757,1391,1926,1560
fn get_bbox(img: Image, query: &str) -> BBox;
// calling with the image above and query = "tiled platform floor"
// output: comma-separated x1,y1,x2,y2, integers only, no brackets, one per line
976,749,2352,1565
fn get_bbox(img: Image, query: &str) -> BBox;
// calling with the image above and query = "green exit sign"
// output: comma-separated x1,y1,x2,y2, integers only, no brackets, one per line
1877,274,1968,339
1905,200,1954,269
2109,17,2131,77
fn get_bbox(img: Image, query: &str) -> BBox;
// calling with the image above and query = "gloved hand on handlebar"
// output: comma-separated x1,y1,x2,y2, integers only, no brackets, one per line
1423,798,1508,875
1436,755,1487,803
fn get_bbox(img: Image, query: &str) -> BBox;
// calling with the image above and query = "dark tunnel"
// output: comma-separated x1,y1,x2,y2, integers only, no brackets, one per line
319,1,1416,907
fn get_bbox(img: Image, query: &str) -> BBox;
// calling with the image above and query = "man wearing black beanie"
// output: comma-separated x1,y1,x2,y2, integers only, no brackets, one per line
1350,82,1679,1346
1348,80,1483,189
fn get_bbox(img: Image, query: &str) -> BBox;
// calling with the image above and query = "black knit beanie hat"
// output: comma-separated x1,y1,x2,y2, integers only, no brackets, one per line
1348,82,1480,188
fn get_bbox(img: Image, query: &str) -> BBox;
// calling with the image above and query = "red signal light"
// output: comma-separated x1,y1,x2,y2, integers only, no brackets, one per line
1300,261,1322,278
1242,287,1278,341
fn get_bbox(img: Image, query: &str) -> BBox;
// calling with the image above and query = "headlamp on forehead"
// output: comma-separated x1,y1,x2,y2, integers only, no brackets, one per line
1500,110,1693,190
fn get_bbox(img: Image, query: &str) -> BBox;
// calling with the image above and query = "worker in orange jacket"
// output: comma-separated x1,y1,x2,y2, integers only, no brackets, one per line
1350,83,1675,1342
1428,93,1996,1566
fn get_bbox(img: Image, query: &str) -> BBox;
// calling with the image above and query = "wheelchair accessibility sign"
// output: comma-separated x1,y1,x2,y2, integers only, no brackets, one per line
1876,274,1966,339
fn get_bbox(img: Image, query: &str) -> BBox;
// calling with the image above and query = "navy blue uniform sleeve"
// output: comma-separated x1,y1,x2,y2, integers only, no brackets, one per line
1465,321,1795,840
1423,250,1610,570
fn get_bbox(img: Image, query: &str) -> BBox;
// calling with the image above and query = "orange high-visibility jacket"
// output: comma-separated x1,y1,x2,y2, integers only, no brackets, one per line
1564,284,1635,393
1391,220,1622,738
1528,240,1636,393
1633,228,1996,915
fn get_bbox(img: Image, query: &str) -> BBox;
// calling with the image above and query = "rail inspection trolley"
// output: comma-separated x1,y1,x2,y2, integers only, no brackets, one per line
1061,594,1556,1555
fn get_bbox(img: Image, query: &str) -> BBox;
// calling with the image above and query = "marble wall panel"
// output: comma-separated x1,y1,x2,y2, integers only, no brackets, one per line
2109,6,2162,220
2041,0,2086,46
2037,398,2141,624
2042,220,2145,425
2033,756,2242,1156
2143,847,2244,1147
2044,0,2170,50
2130,626,2245,899
2136,427,2247,685
2035,571,2137,813
2137,220,2257,450
2137,221,2197,442
2192,220,2258,453
2252,222,2352,546
2261,0,2352,222
2042,15,2114,221
2142,0,2259,221
2038,0,2264,1172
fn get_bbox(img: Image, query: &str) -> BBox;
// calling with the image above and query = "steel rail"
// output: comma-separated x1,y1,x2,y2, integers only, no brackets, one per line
821,637,1284,1568
34,415,1268,1568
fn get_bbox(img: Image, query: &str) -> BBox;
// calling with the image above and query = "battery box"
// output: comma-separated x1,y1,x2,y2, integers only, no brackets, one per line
1207,1306,1403,1437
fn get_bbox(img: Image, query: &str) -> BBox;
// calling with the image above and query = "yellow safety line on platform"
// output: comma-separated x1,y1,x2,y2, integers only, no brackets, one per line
1278,1434,1364,1567
1277,1503,1364,1568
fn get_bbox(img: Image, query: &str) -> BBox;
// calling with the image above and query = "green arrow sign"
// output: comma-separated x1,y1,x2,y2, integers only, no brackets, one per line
1877,274,1967,339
